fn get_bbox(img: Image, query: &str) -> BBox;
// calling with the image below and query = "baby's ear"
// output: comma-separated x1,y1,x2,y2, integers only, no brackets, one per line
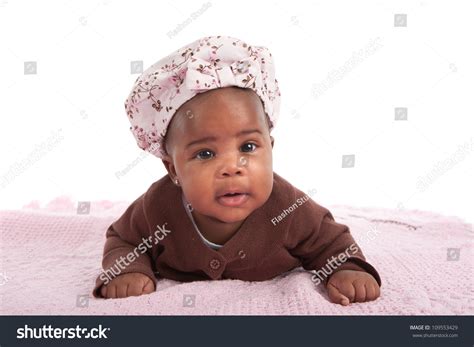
161,155,177,179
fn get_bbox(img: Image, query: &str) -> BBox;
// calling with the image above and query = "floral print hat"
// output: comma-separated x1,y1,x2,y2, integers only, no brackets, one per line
124,35,281,159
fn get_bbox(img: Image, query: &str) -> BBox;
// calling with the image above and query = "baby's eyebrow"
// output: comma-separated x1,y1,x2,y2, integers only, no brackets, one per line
185,129,262,149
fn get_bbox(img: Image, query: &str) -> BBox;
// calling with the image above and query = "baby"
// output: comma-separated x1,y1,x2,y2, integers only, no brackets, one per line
93,36,381,306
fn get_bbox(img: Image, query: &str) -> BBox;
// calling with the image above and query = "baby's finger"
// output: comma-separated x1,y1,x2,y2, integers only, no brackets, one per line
354,281,367,302
327,283,350,306
106,284,117,299
365,282,376,301
142,279,155,294
100,285,107,298
335,280,356,303
371,283,380,300
117,283,129,298
127,280,145,297
375,282,381,298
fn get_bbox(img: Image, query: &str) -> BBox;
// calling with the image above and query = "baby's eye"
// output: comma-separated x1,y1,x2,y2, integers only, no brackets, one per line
240,143,257,153
195,150,215,160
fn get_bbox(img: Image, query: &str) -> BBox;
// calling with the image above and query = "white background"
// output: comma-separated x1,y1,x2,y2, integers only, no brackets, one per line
0,0,472,223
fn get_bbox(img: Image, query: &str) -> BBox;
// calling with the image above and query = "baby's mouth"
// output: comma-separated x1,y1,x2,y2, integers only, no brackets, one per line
216,191,250,207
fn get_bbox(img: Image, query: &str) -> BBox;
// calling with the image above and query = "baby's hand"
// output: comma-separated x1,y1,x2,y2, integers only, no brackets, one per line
100,272,155,299
326,270,380,306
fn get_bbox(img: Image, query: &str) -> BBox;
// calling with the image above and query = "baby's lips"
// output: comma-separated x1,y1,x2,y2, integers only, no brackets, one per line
216,193,250,207
215,187,249,198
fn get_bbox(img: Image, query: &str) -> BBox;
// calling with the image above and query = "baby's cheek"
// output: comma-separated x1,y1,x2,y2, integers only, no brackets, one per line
252,164,273,191
182,176,215,205
181,166,211,187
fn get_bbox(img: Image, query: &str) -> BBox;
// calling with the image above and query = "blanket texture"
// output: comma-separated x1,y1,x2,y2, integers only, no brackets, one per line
0,196,472,315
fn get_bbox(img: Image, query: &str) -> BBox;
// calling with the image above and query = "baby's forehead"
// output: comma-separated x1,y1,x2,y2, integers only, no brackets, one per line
179,86,261,110
175,105,267,135
173,88,267,128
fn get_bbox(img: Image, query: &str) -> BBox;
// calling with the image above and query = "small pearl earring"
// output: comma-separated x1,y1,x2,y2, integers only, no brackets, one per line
174,178,179,186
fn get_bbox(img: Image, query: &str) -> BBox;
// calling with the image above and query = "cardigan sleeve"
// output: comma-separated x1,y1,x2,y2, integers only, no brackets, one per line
289,208,382,286
92,194,157,298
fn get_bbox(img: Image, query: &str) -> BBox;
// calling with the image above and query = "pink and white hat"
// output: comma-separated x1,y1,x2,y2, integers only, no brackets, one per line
124,35,281,159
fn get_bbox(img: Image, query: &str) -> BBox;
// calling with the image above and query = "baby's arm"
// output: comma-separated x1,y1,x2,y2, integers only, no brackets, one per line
289,207,381,305
92,195,157,299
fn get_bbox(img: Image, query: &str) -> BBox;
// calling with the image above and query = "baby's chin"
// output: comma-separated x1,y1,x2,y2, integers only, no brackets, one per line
198,207,254,224
195,200,262,224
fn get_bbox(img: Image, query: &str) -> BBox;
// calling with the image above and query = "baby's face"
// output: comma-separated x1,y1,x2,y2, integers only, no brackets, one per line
162,87,274,223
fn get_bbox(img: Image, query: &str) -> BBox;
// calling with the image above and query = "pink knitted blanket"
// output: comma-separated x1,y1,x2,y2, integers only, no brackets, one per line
0,196,472,315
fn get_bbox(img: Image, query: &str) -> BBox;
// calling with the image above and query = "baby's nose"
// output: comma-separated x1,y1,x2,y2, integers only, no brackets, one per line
217,154,247,177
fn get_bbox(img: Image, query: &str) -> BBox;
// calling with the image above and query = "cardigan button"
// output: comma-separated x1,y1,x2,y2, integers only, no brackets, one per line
238,250,246,259
210,259,221,270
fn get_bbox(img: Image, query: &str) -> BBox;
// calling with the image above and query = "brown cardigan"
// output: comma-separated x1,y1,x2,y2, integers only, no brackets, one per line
92,172,381,297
